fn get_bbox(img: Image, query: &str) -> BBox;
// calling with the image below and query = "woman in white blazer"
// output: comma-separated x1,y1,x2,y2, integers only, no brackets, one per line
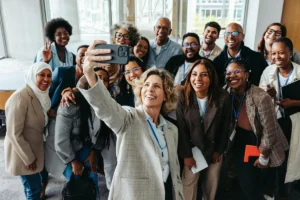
4,62,52,200
77,40,184,200
259,37,300,198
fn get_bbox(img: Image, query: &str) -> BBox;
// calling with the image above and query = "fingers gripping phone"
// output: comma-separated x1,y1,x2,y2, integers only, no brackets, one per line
95,44,130,65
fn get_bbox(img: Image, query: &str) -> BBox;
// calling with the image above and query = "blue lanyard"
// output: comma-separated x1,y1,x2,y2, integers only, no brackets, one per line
89,116,94,130
277,68,293,99
232,92,247,121
147,119,165,151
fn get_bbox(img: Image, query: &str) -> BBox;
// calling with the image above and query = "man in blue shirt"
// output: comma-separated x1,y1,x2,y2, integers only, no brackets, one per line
146,17,183,68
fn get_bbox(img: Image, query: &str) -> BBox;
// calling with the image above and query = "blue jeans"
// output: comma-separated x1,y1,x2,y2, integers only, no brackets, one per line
63,145,98,192
20,173,42,200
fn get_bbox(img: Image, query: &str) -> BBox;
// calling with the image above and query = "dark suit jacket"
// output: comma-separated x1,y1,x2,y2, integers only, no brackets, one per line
176,88,231,163
213,42,268,86
49,66,76,109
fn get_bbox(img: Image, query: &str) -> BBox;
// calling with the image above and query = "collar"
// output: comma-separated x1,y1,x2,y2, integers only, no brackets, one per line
227,49,241,58
152,38,171,50
143,107,167,129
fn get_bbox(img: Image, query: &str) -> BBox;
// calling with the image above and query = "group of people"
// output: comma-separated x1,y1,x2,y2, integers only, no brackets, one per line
3,15,300,200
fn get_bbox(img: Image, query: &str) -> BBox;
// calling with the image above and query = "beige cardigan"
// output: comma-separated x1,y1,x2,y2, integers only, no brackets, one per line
4,85,45,176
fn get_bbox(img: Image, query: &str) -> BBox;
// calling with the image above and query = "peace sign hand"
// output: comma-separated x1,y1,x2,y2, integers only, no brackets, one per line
42,41,53,63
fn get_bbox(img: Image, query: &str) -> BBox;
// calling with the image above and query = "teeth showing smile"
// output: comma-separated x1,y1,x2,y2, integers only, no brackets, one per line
194,83,203,87
146,95,156,99
230,79,238,84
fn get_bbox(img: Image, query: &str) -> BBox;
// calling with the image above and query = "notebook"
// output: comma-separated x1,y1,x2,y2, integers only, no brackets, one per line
282,79,300,116
191,147,208,174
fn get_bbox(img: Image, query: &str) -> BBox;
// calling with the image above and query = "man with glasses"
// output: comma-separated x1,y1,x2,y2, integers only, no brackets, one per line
213,23,268,86
165,32,204,88
200,21,223,60
147,17,183,69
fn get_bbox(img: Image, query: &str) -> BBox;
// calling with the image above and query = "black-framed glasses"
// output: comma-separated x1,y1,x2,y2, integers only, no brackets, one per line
266,28,282,36
182,42,199,48
115,32,131,40
224,31,241,37
225,69,245,76
155,25,169,31
123,67,142,76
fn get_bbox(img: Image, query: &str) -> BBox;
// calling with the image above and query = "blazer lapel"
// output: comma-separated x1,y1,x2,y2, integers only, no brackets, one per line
203,103,217,134
26,85,45,127
136,106,163,167
164,125,175,164
245,88,257,133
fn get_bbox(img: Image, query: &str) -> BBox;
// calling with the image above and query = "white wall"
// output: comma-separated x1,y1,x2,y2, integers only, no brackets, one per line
244,0,284,50
0,0,44,60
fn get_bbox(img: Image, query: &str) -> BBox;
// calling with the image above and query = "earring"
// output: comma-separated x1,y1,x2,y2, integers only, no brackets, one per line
126,84,130,94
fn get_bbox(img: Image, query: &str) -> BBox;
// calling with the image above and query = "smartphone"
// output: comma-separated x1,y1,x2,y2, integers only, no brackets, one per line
94,44,130,65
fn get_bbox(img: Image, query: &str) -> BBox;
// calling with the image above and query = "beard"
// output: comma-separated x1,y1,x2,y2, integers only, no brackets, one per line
184,50,201,62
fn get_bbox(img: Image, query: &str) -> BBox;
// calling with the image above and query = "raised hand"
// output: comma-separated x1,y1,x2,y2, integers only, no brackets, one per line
83,40,111,87
42,41,53,63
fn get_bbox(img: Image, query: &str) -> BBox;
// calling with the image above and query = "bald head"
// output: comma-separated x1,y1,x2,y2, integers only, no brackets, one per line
154,17,172,46
224,23,245,50
227,23,243,33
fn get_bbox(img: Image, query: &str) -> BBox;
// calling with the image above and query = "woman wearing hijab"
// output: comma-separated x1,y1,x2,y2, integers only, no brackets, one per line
4,62,52,200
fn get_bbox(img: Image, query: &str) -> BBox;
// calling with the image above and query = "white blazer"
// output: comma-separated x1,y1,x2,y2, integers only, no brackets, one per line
78,76,184,200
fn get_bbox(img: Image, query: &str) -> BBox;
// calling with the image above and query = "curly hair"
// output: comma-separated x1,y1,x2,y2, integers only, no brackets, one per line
110,21,140,47
134,68,178,114
257,22,287,55
45,18,73,42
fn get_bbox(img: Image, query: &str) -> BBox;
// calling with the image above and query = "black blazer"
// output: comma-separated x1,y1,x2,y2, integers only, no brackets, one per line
176,88,231,163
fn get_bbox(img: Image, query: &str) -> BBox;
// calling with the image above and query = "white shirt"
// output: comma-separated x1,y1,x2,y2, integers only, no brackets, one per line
144,109,169,182
196,96,208,119
174,61,194,86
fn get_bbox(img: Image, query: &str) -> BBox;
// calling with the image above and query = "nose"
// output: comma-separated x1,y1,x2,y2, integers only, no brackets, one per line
129,71,136,78
196,74,203,80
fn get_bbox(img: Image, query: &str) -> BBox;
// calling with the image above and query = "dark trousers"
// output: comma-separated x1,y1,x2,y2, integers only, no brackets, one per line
233,127,265,200
164,174,173,200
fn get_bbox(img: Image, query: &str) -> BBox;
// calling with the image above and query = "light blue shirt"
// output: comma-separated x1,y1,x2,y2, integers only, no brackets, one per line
147,39,183,68
143,108,170,182
36,43,74,71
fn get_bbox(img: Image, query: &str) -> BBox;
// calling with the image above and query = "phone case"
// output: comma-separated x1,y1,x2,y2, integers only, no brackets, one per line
94,44,130,65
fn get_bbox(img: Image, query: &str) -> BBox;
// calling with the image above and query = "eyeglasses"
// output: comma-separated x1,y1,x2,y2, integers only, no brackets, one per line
182,42,199,48
266,28,282,36
115,32,131,40
155,25,169,31
225,69,245,76
224,31,241,37
123,67,141,76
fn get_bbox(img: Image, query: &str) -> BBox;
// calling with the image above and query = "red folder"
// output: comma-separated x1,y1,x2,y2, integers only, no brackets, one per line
244,145,260,162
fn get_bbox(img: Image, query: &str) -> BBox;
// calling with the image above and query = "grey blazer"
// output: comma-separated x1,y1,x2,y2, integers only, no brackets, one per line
78,76,184,200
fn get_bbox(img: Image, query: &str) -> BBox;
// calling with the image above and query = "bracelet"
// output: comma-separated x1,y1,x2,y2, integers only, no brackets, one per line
259,153,269,166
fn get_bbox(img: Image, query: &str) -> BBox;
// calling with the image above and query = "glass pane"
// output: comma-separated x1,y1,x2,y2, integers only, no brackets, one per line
135,0,173,40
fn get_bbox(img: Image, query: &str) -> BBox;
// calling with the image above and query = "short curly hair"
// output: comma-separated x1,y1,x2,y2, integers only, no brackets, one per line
134,68,178,113
45,18,73,42
110,21,140,47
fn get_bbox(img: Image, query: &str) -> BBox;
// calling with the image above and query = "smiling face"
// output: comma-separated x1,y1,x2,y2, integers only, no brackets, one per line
154,18,172,45
264,25,282,46
203,26,219,45
76,47,88,70
133,39,149,59
36,69,52,91
225,63,248,91
271,42,292,69
182,36,200,59
141,74,166,110
115,28,131,46
190,64,210,98
54,27,70,47
224,24,244,50
124,61,143,86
